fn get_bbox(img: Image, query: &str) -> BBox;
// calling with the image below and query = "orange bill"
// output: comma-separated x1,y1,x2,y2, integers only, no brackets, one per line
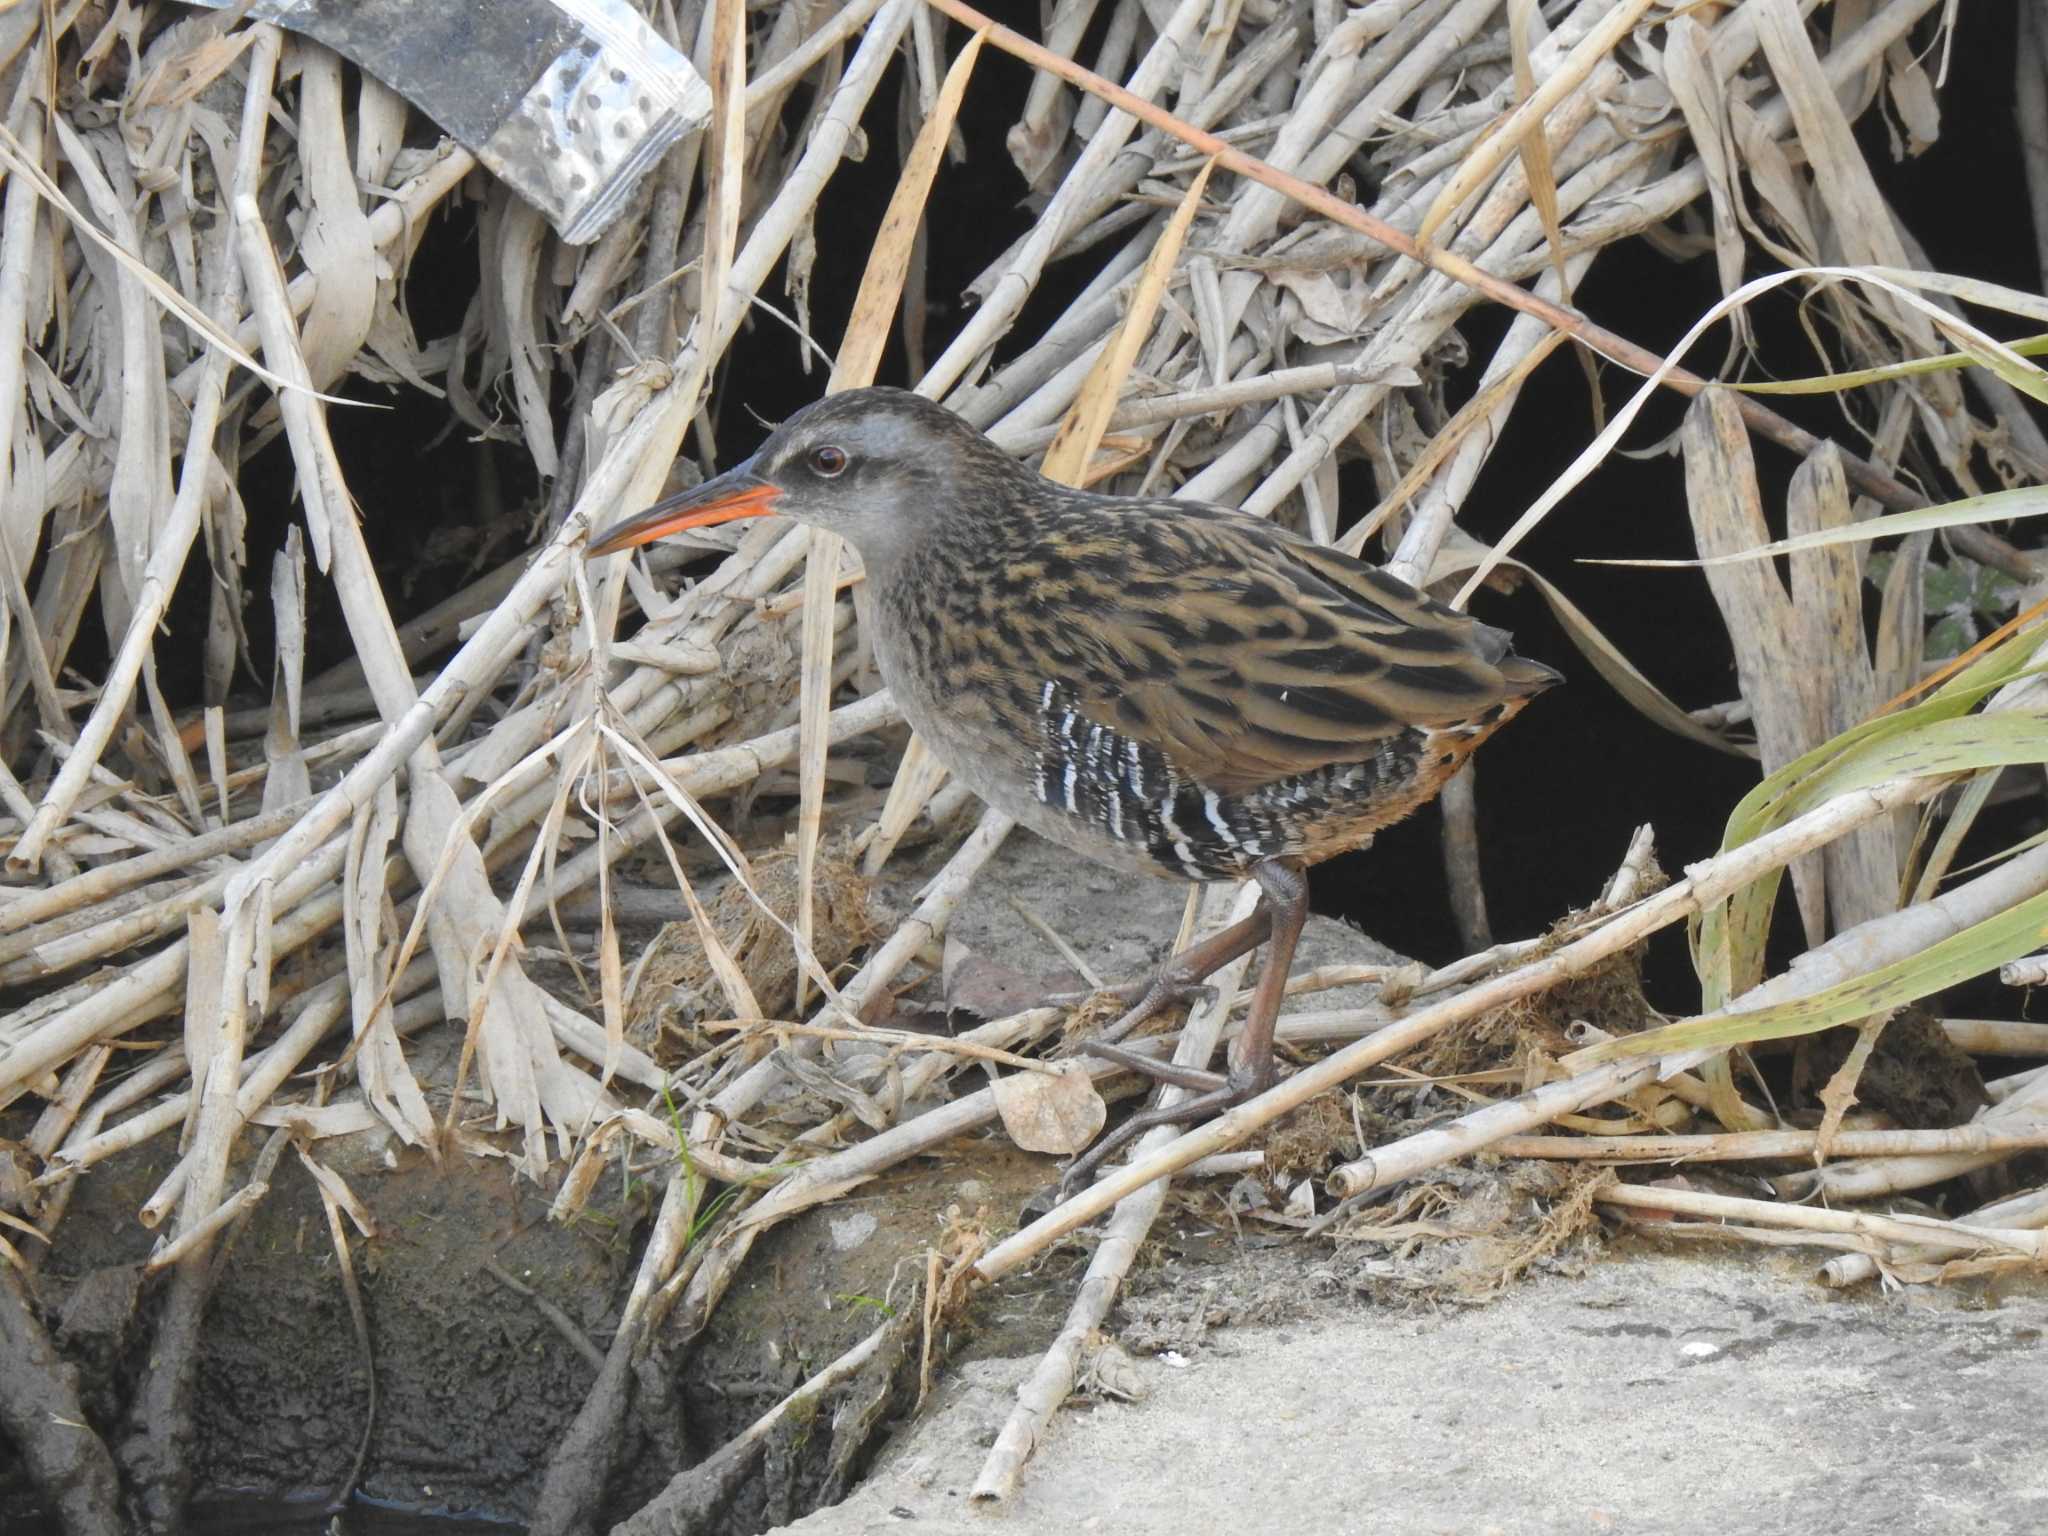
585,468,781,557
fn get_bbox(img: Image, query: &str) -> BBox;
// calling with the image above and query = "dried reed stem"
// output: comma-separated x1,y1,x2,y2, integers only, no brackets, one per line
973,883,1259,1503
977,773,1950,1281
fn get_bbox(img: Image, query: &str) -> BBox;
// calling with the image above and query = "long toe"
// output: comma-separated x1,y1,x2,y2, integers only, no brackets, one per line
1075,1038,1227,1093
1092,976,1218,1044
1057,1075,1251,1195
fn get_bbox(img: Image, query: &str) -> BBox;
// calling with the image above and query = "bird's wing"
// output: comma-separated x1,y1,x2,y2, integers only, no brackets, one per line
1035,506,1555,795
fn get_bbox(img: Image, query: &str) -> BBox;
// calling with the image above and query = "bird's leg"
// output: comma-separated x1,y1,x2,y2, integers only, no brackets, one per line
1082,905,1276,1048
1069,906,1273,1088
1061,859,1308,1192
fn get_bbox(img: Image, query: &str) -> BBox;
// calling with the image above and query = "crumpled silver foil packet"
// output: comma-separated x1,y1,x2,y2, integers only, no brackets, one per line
185,0,711,242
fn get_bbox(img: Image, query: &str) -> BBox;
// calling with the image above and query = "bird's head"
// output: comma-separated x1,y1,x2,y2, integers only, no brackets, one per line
585,386,1009,571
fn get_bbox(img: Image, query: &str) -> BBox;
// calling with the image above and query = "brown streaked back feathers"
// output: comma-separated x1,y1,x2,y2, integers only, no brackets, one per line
970,497,1559,797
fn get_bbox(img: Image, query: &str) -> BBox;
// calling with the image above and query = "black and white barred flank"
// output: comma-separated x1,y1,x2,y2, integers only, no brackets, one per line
1027,679,1429,882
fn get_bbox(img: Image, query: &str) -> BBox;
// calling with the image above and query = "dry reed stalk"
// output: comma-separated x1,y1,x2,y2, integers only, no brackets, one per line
974,771,1953,1281
705,1019,1058,1075
1769,1070,2048,1203
234,172,604,1164
1941,1018,2048,1055
1493,1126,2048,1163
6,0,923,1144
142,1178,268,1274
929,0,1964,533
1594,1180,2048,1262
1818,1185,2048,1289
1326,1056,1663,1198
974,882,1260,1503
7,27,278,874
1988,1064,2048,1106
1999,954,2048,987
8,692,896,1162
18,704,888,1196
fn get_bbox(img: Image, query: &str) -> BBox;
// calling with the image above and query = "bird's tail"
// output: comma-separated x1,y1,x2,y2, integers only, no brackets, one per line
1472,622,1564,697
1498,653,1564,696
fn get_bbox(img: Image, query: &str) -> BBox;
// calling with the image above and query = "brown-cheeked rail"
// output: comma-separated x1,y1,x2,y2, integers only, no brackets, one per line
587,388,1559,1190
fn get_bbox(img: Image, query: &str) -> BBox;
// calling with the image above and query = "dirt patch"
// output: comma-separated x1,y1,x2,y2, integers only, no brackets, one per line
627,847,877,1067
1792,1003,1990,1127
8,1092,1096,1529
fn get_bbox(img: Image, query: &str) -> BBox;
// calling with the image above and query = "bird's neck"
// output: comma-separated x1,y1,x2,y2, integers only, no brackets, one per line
865,468,1056,590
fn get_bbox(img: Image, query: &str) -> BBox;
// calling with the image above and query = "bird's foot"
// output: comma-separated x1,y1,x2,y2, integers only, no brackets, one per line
1048,903,1275,1046
1043,974,1218,1040
1073,1037,1226,1092
1054,1065,1264,1198
1040,864,1301,1209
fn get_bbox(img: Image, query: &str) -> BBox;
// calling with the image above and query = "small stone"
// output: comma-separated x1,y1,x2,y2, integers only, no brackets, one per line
829,1211,878,1251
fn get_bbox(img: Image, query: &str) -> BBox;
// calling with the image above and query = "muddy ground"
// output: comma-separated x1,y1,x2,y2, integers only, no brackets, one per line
5,833,2040,1532
2,832,1395,1529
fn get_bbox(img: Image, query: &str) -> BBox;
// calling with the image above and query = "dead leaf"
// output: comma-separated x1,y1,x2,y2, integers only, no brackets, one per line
942,934,1081,1021
1266,266,1371,345
1078,1332,1150,1402
992,1061,1106,1155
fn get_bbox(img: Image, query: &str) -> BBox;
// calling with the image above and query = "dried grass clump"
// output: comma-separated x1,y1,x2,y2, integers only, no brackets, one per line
626,848,875,1064
1258,1090,1357,1183
1407,937,1656,1080
1333,1159,1605,1304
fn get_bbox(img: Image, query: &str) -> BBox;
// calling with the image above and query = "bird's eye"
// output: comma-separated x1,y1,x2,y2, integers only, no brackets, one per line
810,445,849,477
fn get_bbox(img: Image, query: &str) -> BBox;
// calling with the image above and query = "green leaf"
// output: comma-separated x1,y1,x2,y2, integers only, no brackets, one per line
1926,615,1968,660
1922,560,1972,612
1589,485,2048,571
1691,624,2048,1009
1730,331,2048,397
1584,881,2048,1060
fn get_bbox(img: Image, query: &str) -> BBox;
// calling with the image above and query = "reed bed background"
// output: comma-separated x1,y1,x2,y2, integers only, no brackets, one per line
2,0,2047,1529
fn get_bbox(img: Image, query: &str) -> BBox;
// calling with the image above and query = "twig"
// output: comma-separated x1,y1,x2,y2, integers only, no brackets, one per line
143,1179,269,1274
1436,765,1491,951
1494,1126,2048,1162
703,1018,1061,1074
974,774,1953,1281
1595,1180,2048,1260
972,883,1259,1502
483,1258,607,1371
